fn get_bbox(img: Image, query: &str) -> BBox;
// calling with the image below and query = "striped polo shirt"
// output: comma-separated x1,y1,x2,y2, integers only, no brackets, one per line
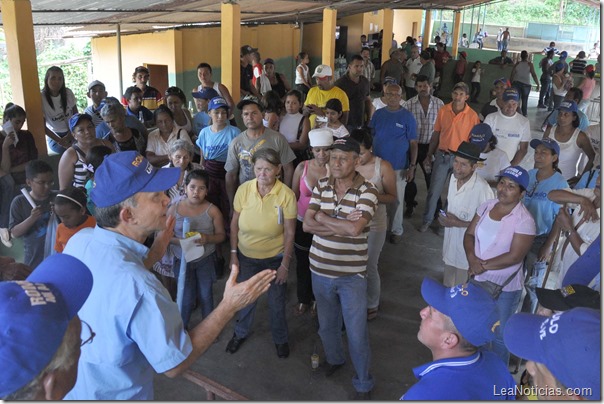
308,173,378,277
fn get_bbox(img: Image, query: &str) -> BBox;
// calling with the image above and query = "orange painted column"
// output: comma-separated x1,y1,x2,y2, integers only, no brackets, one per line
2,0,47,156
451,11,462,58
422,9,432,51
381,8,394,66
322,8,337,71
221,2,241,102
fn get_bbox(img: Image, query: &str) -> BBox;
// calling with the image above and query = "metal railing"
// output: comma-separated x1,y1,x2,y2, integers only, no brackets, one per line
182,370,248,400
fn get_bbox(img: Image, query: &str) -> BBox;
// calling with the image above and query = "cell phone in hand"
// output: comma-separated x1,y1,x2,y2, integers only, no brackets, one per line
439,209,447,217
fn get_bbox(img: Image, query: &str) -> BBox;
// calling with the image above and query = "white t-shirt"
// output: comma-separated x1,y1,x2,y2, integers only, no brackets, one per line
146,127,192,156
41,88,77,133
405,58,423,88
475,148,511,184
279,113,304,143
483,111,531,162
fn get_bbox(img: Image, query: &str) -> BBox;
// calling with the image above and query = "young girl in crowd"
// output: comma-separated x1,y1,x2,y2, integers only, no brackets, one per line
53,187,96,253
168,170,225,329
319,98,349,138
279,90,310,164
84,145,112,214
470,61,482,103
41,66,79,154
294,52,311,100
262,90,285,132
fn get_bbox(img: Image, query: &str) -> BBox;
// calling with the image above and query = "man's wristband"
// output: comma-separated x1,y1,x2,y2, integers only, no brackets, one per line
230,249,237,253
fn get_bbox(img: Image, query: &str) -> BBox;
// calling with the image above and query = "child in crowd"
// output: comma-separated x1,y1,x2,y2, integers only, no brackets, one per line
280,90,310,163
168,170,225,329
191,87,219,137
262,90,285,131
294,52,312,100
124,86,154,128
53,186,96,253
470,61,482,103
84,145,112,215
83,80,108,127
319,98,349,138
8,160,58,268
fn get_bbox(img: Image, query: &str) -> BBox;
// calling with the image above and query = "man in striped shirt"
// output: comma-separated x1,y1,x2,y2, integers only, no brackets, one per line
303,137,378,400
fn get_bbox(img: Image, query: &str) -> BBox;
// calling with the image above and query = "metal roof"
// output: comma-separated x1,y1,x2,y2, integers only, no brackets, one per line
0,0,501,38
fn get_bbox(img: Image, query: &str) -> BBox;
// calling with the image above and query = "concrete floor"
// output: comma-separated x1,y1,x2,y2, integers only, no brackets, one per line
152,91,574,401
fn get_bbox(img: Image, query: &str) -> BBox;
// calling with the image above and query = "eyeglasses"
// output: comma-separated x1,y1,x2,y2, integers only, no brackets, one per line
80,320,96,347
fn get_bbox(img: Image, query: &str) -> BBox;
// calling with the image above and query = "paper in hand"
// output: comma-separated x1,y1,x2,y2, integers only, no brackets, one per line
2,121,18,146
180,234,205,263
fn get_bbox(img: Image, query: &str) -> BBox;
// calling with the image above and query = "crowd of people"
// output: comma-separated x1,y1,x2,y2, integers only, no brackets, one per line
0,37,600,401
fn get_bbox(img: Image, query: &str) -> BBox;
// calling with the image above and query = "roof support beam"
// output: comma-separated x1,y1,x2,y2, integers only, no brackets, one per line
321,7,337,70
381,8,394,67
2,0,47,156
451,10,461,57
221,2,241,102
422,9,432,51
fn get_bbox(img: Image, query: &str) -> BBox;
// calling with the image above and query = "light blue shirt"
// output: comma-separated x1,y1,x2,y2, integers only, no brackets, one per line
64,226,192,400
197,124,240,162
193,111,211,136
523,169,568,236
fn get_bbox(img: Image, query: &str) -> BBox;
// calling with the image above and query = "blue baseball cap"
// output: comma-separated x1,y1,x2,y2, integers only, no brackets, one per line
530,138,560,155
498,165,529,190
502,87,520,102
191,87,219,100
504,308,600,400
0,254,93,397
91,151,179,208
68,113,94,133
559,50,568,59
493,77,510,87
208,96,229,111
421,278,499,346
470,123,494,151
554,61,565,72
558,100,578,113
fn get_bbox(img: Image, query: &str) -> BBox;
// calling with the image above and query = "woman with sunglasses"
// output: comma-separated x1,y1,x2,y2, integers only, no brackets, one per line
520,138,568,314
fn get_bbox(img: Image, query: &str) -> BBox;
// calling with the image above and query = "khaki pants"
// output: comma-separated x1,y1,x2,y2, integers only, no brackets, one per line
443,264,469,287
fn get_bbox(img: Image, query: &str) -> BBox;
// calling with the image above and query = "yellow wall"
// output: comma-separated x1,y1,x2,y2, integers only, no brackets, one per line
337,13,364,56
302,22,323,61
393,9,423,43
363,10,382,38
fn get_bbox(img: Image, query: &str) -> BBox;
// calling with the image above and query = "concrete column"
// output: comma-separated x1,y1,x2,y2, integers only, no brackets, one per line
221,2,241,102
381,8,394,67
422,9,432,51
451,11,461,57
2,0,47,156
322,8,337,70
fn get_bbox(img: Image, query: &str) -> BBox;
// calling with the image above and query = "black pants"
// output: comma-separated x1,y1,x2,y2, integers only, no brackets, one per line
294,219,314,305
404,143,442,213
471,82,481,101
405,86,417,100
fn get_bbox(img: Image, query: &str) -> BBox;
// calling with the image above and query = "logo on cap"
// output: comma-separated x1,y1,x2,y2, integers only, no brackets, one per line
132,155,144,167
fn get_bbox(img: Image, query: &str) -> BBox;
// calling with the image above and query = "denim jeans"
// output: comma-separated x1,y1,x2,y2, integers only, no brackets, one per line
0,174,16,228
388,170,407,236
174,253,217,329
312,272,374,393
538,75,552,106
366,230,386,309
522,235,548,313
513,81,532,116
294,219,314,305
234,252,288,344
491,289,522,367
47,131,69,155
423,151,453,224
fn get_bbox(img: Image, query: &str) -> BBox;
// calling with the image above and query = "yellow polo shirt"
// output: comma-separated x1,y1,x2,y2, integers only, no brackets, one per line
234,179,297,259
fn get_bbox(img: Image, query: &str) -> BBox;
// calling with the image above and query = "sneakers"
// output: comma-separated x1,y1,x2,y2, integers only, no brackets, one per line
418,222,431,233
537,104,547,109
389,234,403,244
0,228,12,248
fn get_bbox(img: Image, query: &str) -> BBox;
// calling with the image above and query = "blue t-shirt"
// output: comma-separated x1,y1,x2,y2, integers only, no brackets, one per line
64,226,192,400
196,124,240,162
523,169,568,236
369,107,417,170
401,351,516,400
193,111,211,136
574,167,600,190
126,106,154,123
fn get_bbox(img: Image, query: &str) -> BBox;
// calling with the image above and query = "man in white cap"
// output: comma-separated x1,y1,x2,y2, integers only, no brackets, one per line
63,151,275,399
303,64,350,129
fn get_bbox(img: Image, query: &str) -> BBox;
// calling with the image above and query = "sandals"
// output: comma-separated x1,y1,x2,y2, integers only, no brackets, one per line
294,303,309,317
367,307,379,321
310,302,317,318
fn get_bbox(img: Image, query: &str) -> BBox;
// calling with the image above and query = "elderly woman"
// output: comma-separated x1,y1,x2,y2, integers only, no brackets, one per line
165,87,194,140
291,128,332,316
58,113,113,190
163,139,202,201
544,100,595,184
351,129,397,320
227,148,296,358
100,100,147,155
464,166,536,368
146,105,193,167
0,104,38,229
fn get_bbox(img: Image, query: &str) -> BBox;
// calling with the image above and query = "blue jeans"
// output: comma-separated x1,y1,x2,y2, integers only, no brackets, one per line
234,252,288,344
423,151,453,224
491,289,522,366
513,81,532,117
312,272,374,393
174,253,217,329
539,75,552,106
522,235,548,313
47,131,68,155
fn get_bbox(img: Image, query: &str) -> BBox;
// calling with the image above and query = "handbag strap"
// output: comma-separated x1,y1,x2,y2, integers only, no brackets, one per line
296,115,305,140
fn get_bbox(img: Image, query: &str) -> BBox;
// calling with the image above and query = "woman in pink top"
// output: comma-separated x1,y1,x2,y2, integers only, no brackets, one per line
464,166,535,368
291,128,332,316
578,65,597,113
